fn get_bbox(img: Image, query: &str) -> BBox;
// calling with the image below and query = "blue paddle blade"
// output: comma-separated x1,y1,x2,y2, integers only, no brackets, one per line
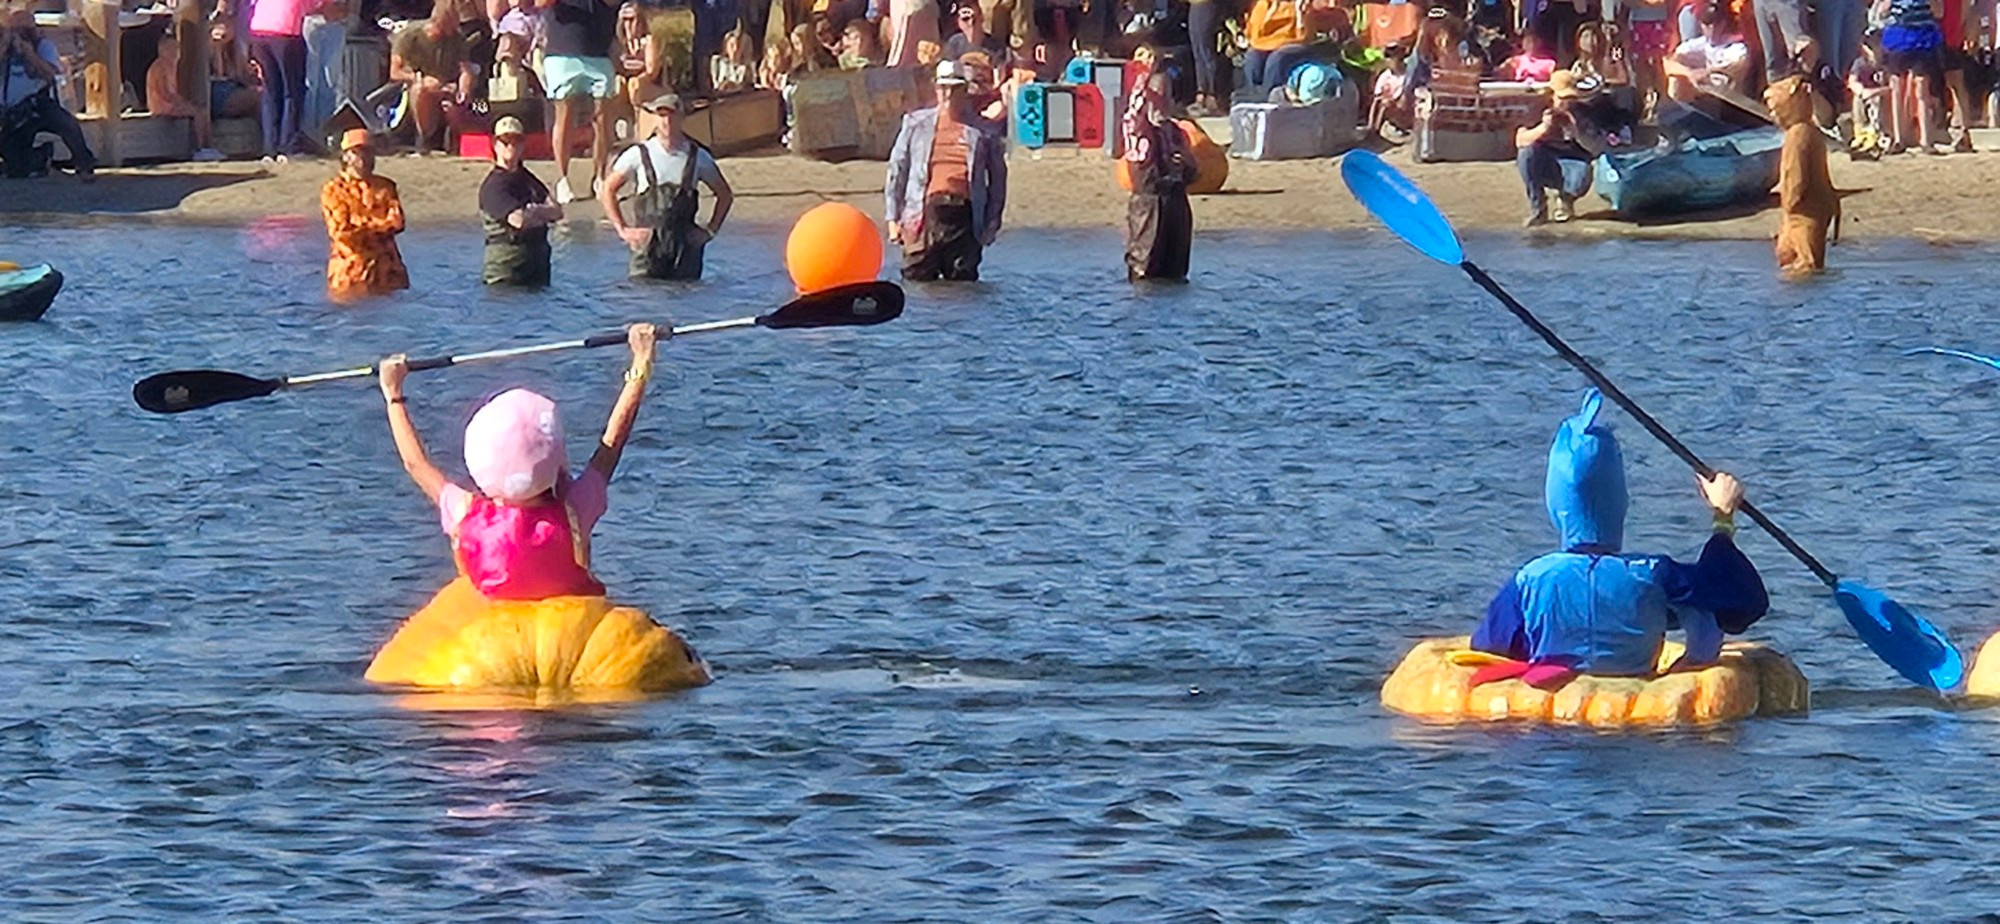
1339,150,1465,265
1834,580,1964,692
1905,347,2000,372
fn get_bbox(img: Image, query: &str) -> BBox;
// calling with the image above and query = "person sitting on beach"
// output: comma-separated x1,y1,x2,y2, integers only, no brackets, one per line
1469,390,1769,683
320,129,410,299
374,323,659,604
147,35,224,161
389,0,476,154
1515,69,1610,226
494,0,547,97
1502,31,1557,83
838,17,885,68
1847,34,1890,152
791,21,837,71
711,27,753,92
479,116,562,286
1369,42,1412,138
1572,22,1630,86
1664,0,1749,102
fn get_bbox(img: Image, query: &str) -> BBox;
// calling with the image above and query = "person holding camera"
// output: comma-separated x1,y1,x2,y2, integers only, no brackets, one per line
0,7,95,180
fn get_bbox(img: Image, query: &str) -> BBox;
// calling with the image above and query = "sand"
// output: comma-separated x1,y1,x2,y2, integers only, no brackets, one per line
3,143,1997,241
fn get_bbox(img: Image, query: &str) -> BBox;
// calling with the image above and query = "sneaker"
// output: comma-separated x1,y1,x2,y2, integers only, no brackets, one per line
1523,211,1549,228
1925,143,1951,156
192,148,224,162
1552,196,1575,222
556,177,576,204
1955,134,1976,153
591,176,602,198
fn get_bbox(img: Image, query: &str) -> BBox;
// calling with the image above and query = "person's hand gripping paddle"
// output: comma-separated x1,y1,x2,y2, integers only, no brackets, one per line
1339,149,1962,692
133,281,904,414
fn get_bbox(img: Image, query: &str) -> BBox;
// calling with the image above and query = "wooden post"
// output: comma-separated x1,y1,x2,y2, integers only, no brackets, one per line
80,0,121,166
176,0,208,127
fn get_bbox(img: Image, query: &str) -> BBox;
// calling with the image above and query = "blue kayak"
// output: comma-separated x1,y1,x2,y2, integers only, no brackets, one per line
0,264,61,321
1593,126,1786,218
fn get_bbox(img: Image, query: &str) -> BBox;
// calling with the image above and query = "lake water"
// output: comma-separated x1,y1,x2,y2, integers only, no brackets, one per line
3,221,2000,921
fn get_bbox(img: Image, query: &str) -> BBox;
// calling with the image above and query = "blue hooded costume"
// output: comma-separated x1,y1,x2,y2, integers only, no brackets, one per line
1471,391,1770,676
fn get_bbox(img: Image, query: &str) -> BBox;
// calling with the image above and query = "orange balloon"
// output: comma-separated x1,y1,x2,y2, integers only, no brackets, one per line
785,203,884,294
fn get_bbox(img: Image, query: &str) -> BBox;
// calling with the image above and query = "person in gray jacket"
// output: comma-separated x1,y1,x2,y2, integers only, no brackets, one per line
885,61,1007,282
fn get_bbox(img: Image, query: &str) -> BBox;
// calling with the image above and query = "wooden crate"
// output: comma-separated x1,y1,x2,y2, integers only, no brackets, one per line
683,90,784,156
789,68,926,162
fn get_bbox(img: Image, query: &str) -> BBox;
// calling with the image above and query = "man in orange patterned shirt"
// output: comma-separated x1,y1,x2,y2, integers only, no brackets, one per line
320,129,410,300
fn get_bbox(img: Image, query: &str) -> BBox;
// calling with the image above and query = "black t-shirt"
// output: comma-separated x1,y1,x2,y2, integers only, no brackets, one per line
479,164,551,233
543,0,617,58
942,32,1007,62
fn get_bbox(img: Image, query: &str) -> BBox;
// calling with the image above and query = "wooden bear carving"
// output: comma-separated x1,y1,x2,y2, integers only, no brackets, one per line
1765,75,1839,276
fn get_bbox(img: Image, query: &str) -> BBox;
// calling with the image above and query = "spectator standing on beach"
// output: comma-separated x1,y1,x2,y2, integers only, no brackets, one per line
478,116,563,286
614,1,663,140
303,0,349,137
943,0,1007,62
885,61,1006,281
249,0,321,160
1750,0,1809,82
320,129,409,299
886,0,940,67
209,18,264,118
390,0,476,154
1878,0,1945,153
541,0,619,203
599,93,734,280
1817,0,1866,75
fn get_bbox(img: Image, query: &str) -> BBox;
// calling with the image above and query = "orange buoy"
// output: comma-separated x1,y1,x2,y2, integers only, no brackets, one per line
785,202,884,294
1114,120,1229,194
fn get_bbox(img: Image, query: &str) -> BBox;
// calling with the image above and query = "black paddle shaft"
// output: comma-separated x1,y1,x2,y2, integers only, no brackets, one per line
1460,261,1839,588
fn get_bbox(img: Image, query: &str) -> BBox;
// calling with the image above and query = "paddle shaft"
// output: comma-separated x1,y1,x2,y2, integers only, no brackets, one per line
1459,261,1839,588
281,316,757,388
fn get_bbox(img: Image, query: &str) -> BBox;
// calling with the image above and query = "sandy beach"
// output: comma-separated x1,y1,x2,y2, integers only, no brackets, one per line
3,142,1998,240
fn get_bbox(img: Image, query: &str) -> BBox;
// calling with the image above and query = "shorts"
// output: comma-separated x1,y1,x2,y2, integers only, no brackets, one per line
1884,46,1944,83
1628,19,1673,57
540,54,616,100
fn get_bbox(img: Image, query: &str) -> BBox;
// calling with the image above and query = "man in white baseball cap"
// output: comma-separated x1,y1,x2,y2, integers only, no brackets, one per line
884,60,1008,282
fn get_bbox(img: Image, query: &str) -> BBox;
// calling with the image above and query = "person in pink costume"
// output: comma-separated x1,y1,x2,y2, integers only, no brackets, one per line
377,323,660,600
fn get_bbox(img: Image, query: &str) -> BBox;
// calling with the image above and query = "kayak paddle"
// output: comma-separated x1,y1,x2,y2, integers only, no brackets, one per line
1339,149,1964,692
1907,347,2000,372
134,280,904,415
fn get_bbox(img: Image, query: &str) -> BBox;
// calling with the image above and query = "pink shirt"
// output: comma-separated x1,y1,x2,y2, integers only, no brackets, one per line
439,466,609,541
250,0,314,37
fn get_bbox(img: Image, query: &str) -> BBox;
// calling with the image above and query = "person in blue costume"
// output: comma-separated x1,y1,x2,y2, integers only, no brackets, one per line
1471,390,1770,681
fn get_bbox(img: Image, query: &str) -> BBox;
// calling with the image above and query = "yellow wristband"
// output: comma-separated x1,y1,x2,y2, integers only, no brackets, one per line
624,365,649,385
1713,511,1736,536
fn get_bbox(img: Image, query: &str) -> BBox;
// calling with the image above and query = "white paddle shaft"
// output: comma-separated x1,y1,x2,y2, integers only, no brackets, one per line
280,316,759,387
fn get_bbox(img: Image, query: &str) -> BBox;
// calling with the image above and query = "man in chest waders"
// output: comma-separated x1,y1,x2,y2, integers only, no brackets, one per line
599,92,735,281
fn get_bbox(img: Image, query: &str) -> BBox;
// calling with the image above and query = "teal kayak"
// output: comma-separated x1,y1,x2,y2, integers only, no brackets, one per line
1593,126,1785,218
0,264,61,321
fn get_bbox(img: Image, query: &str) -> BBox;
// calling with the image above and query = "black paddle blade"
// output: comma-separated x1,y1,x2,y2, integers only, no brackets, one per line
133,370,285,414
758,281,905,330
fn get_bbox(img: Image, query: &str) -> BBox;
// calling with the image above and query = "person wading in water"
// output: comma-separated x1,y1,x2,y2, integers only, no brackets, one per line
478,115,563,287
598,92,734,281
884,60,1007,282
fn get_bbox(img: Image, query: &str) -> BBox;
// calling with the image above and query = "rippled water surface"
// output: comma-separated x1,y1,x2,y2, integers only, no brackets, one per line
5,221,2000,921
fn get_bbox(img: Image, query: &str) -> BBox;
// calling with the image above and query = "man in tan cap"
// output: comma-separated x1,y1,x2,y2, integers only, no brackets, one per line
1513,70,1606,227
479,115,563,287
599,92,734,281
319,129,409,299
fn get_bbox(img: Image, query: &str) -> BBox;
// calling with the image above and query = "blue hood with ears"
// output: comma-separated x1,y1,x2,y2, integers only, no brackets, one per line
1545,390,1628,551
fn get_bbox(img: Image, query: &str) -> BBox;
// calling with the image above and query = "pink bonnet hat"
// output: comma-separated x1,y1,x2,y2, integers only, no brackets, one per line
463,388,566,502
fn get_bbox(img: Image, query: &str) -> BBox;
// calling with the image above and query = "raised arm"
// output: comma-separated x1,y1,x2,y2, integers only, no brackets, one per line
586,323,663,481
379,355,450,502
